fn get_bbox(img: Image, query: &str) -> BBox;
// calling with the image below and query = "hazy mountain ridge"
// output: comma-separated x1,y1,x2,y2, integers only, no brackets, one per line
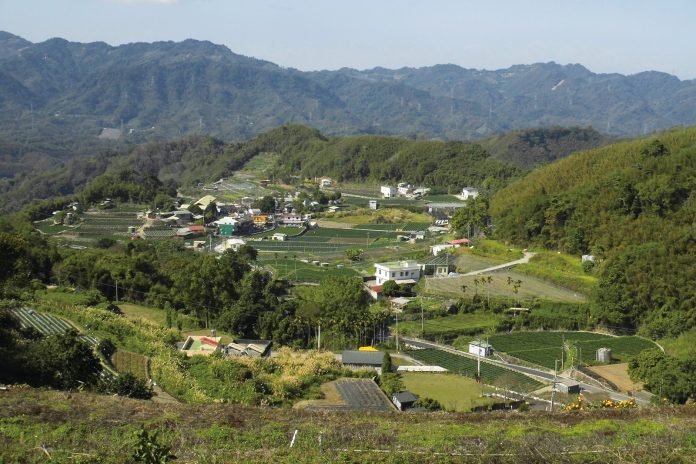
1,32,696,146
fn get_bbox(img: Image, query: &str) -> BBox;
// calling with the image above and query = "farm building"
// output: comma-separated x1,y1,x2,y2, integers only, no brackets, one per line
194,195,217,210
397,182,412,196
341,350,384,370
421,254,456,276
140,227,176,241
380,185,397,198
596,348,612,363
469,340,493,358
368,200,378,210
320,178,332,188
226,339,272,358
178,336,222,357
390,297,412,312
427,202,467,216
460,187,480,200
392,391,419,411
447,238,471,246
272,233,288,241
430,244,455,256
556,379,581,394
215,238,246,253
374,260,421,285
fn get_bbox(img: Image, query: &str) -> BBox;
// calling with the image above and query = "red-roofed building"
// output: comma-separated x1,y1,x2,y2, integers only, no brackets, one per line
447,238,471,246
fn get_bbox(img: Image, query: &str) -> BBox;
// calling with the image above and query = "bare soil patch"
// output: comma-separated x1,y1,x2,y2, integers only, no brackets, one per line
586,363,643,392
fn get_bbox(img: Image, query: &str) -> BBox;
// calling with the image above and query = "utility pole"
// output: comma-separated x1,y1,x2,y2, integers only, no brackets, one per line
550,359,559,411
395,312,399,351
420,296,424,337
115,280,119,302
317,323,321,350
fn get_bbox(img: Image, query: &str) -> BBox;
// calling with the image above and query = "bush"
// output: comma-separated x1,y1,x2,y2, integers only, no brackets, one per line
414,397,442,411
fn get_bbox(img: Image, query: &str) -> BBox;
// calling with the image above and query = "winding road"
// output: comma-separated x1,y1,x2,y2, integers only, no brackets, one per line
461,251,536,276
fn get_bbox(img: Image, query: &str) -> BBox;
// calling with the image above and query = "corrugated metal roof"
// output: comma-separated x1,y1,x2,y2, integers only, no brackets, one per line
341,350,384,365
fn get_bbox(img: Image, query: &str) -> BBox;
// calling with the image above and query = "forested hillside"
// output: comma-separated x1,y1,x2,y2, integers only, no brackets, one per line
491,128,696,337
2,31,696,171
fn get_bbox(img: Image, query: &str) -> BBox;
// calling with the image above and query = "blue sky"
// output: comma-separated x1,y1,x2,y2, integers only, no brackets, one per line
1,0,694,79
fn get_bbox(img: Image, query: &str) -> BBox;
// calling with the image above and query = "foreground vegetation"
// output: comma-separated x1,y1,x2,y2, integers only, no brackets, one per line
2,388,696,463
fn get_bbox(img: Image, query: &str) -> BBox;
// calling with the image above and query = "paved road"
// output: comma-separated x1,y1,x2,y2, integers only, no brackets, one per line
401,337,651,406
461,251,536,276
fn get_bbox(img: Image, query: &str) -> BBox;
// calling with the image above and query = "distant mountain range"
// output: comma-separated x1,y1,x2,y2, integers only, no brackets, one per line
1,31,696,145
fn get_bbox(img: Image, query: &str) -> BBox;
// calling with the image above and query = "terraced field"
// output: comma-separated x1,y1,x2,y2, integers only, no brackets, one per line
407,348,544,393
13,307,98,348
484,332,659,369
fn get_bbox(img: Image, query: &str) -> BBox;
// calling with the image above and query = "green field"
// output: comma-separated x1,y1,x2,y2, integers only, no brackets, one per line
397,312,501,338
259,258,360,282
481,332,659,369
407,349,544,393
401,372,494,411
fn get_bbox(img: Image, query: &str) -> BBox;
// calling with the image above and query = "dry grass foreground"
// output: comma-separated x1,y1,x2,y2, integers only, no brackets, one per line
2,388,696,463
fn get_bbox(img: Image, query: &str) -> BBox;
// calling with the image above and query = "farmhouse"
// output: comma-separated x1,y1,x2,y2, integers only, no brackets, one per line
277,212,305,226
214,216,239,236
341,350,384,371
252,214,269,226
392,391,418,411
380,185,396,198
178,336,222,357
374,260,421,285
226,339,272,358
460,187,480,200
469,340,493,357
272,233,288,241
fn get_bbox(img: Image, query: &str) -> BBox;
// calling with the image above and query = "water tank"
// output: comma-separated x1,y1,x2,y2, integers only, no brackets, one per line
596,347,612,363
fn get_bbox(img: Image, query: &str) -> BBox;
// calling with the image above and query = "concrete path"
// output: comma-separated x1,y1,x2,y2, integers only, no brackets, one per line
461,252,536,276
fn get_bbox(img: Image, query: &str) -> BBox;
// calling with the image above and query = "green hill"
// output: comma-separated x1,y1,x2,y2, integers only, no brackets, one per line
491,127,696,337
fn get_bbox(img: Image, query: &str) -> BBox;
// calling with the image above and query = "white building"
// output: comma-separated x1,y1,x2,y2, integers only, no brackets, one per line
374,260,421,285
368,200,378,210
430,244,455,256
460,187,480,200
320,178,332,188
380,185,396,198
215,238,246,253
468,340,493,358
397,182,412,196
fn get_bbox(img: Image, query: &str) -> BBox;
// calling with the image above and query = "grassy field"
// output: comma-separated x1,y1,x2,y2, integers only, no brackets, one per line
424,270,588,303
469,239,525,261
401,372,495,412
481,332,659,370
397,312,502,338
515,251,598,295
118,302,166,325
407,349,544,393
3,389,695,463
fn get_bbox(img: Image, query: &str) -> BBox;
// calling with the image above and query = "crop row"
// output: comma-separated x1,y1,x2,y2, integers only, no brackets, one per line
407,349,544,393
487,332,658,369
13,307,97,348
